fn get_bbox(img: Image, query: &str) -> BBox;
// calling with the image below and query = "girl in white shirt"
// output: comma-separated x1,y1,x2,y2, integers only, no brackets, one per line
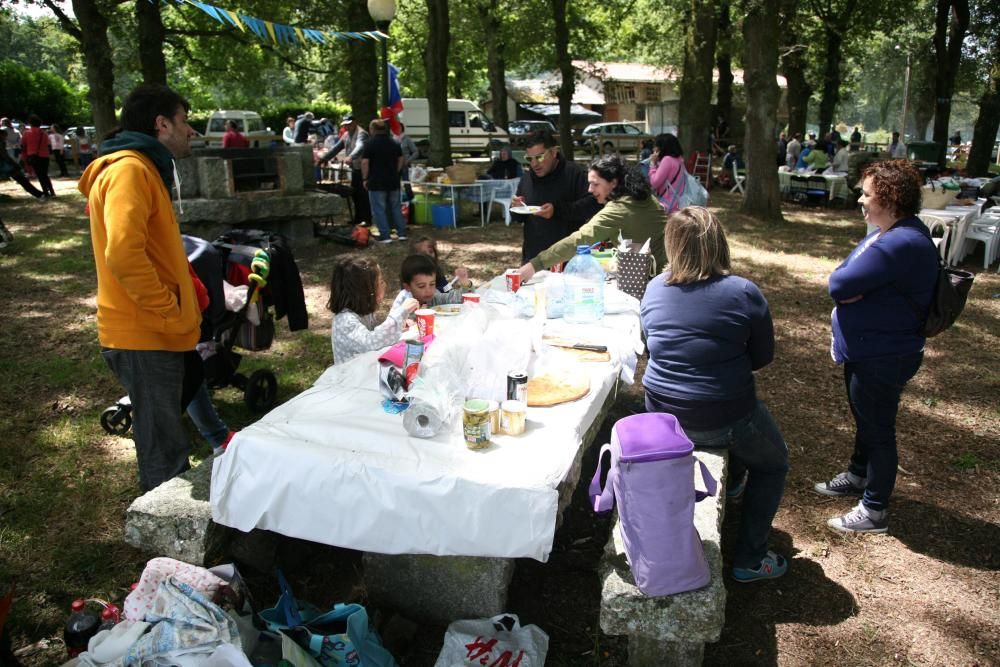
328,255,418,364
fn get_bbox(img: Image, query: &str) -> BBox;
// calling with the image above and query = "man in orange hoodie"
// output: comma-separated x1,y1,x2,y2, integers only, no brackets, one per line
79,84,201,492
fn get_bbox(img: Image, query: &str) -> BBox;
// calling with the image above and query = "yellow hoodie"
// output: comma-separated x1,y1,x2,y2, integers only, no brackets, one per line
79,150,201,351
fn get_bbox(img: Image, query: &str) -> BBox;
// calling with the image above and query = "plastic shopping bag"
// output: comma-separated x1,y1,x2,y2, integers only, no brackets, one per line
433,614,548,667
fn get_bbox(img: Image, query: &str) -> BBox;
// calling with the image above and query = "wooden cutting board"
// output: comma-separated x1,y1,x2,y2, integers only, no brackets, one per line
542,336,610,362
551,347,611,363
526,372,591,406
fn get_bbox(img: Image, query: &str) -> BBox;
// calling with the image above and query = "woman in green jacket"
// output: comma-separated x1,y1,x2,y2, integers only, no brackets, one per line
517,154,667,281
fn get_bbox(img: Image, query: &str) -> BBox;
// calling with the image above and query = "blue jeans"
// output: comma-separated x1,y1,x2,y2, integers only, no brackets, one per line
844,351,923,512
651,399,789,569
186,381,229,448
369,189,406,240
102,349,192,492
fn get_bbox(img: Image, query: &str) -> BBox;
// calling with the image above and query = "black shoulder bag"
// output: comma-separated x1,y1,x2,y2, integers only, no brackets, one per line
896,258,974,337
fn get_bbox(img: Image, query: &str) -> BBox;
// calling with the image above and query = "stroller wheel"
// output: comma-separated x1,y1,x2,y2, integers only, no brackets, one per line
100,405,133,436
245,369,278,413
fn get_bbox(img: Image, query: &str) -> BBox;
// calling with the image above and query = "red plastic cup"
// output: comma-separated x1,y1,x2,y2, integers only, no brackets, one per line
462,293,481,304
505,269,522,293
415,309,435,337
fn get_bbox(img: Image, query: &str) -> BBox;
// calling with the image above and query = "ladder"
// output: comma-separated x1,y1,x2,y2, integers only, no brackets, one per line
687,152,712,189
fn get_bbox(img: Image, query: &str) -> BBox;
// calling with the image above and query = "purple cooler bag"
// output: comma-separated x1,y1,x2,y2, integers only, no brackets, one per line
589,412,717,597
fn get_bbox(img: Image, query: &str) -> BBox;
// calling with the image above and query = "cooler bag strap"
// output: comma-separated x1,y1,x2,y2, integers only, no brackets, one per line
589,443,617,512
694,459,718,502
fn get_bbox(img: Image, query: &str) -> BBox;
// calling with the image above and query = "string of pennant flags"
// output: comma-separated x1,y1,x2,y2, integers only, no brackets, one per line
167,0,388,45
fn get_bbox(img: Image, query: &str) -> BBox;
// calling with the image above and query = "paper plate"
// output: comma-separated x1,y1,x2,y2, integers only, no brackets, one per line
511,205,542,215
432,304,462,316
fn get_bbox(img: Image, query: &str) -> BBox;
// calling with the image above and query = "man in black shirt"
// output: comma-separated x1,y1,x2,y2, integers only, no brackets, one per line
361,119,406,244
512,130,600,263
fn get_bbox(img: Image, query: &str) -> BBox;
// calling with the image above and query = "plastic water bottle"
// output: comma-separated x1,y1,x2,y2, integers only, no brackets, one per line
562,245,605,323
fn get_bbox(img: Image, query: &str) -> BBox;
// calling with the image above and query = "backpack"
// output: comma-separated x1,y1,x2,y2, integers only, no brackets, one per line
660,165,708,212
898,259,975,337
588,412,717,597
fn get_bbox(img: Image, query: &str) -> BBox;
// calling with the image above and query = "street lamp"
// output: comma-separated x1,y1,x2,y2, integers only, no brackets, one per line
368,0,396,109
895,45,912,141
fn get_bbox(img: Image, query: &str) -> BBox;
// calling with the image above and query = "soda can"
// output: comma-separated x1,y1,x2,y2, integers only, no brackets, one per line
403,340,424,386
507,371,528,404
505,269,522,293
462,293,481,304
415,308,435,337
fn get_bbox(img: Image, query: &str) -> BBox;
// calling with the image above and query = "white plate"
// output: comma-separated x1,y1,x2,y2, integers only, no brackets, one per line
511,205,542,215
432,304,462,316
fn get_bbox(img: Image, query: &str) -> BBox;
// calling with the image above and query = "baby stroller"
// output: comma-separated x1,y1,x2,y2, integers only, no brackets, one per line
99,231,308,435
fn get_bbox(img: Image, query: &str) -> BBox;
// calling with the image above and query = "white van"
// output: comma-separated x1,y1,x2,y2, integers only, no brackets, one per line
400,98,508,156
204,110,273,148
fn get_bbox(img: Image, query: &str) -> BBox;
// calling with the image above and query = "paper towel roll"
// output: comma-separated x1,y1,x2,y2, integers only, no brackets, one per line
403,400,445,438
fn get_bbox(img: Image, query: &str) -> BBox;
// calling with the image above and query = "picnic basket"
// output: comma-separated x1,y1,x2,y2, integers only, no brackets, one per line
922,182,958,210
445,163,478,184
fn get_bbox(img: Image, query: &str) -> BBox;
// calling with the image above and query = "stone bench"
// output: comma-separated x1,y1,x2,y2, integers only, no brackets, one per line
598,449,728,666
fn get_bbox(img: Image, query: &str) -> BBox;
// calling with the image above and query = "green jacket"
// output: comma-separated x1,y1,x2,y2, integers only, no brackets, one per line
530,195,667,272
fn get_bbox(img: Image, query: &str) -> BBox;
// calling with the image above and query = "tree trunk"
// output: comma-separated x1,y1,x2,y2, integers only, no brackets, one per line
781,46,810,138
678,0,717,155
135,0,167,85
715,1,734,137
739,0,782,221
346,0,378,128
817,31,843,137
484,0,508,130
931,0,970,166
965,46,1000,176
70,0,116,137
424,0,451,166
911,57,936,140
551,0,575,160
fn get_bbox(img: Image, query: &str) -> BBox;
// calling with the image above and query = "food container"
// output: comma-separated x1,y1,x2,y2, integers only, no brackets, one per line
415,309,435,337
505,269,522,292
487,400,500,435
463,399,491,449
500,399,527,436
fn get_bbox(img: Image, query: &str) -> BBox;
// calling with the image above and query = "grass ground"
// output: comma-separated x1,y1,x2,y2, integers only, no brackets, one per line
0,175,997,666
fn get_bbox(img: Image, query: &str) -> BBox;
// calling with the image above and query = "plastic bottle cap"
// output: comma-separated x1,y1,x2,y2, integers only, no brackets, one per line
575,245,591,254
70,599,86,612
100,608,115,620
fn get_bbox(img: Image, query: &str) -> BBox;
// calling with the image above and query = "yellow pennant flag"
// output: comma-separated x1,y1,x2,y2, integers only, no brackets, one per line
226,9,245,31
294,27,306,44
264,20,277,43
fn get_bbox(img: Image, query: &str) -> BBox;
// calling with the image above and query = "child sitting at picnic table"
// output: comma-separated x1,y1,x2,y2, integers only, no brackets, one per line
410,235,472,293
328,255,418,364
391,254,473,311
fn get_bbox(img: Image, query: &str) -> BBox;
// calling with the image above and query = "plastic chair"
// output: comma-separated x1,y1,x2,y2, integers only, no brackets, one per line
730,162,746,194
964,215,1000,269
485,178,520,226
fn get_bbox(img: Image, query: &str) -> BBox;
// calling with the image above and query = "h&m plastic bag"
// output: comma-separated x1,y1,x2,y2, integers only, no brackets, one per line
434,614,548,667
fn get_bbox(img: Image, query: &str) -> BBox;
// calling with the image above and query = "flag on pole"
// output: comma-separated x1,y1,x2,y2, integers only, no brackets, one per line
380,63,404,135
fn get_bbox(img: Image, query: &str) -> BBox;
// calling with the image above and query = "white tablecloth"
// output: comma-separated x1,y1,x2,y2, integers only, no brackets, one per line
778,169,849,201
211,283,642,561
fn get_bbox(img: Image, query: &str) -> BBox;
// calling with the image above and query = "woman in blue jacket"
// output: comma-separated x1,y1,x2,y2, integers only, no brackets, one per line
815,160,938,533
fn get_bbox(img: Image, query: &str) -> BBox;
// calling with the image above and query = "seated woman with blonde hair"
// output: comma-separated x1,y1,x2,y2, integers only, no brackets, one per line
640,206,789,582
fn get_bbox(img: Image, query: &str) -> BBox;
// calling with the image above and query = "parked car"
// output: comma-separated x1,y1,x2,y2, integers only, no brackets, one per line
507,120,557,147
63,126,98,157
204,110,273,148
580,122,652,154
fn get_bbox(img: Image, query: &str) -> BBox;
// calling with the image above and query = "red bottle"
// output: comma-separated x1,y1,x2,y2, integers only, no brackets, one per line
63,599,100,657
